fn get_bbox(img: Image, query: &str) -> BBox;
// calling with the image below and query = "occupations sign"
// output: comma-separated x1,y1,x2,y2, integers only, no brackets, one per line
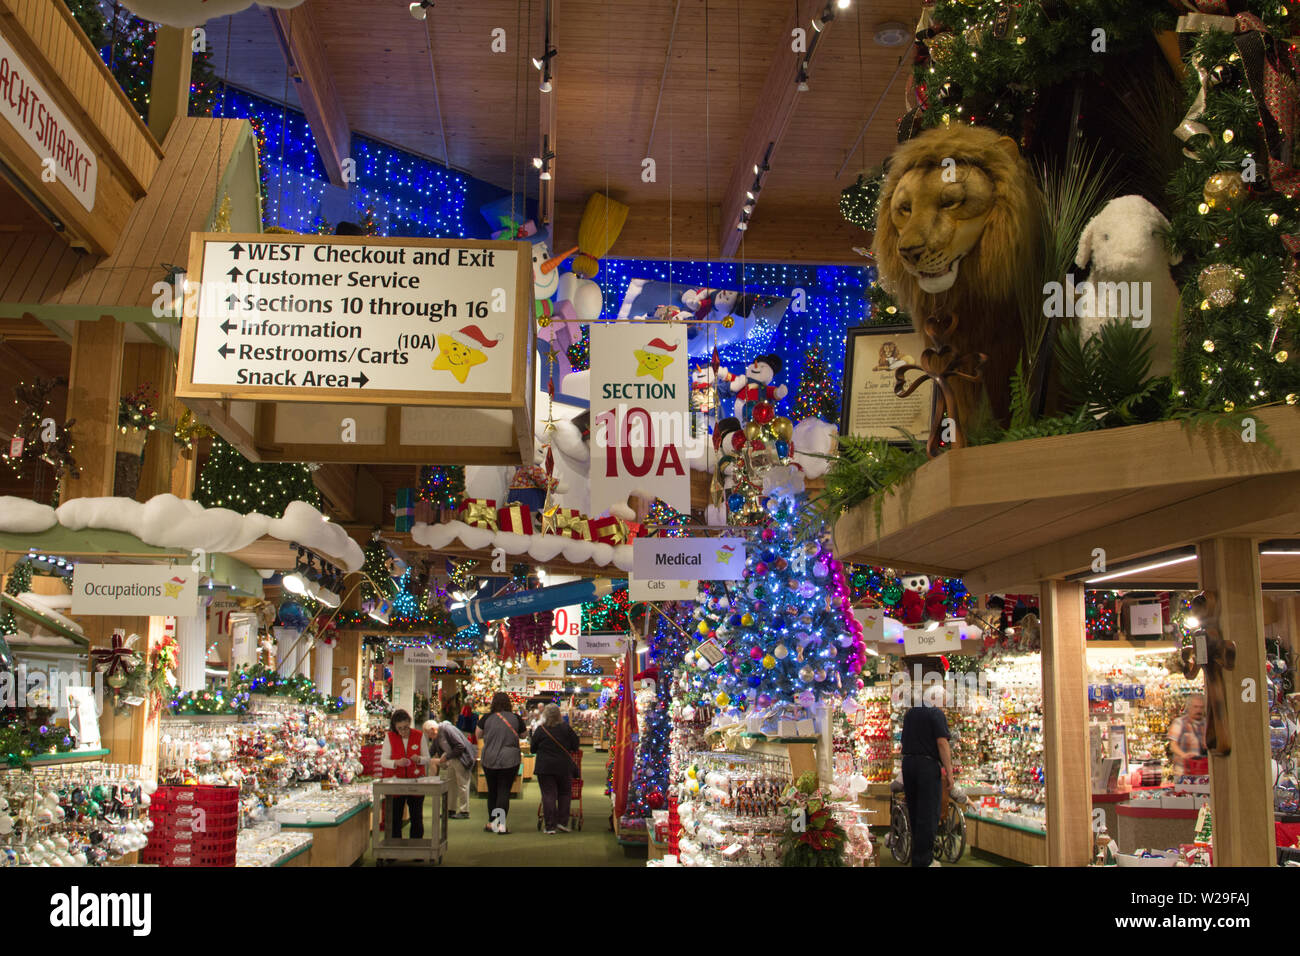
177,234,528,400
71,564,199,616
589,323,692,517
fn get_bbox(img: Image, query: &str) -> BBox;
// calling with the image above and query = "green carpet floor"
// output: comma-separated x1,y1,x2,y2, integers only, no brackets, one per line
361,770,646,868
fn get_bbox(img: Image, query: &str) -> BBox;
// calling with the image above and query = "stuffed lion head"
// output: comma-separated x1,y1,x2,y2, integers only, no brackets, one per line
874,124,1042,425
875,124,1040,320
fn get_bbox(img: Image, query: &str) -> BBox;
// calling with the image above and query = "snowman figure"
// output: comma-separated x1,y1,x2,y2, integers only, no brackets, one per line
729,354,788,423
690,364,720,438
681,287,715,321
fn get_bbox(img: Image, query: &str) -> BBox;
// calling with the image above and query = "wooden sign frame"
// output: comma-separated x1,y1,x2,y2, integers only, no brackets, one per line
175,232,534,465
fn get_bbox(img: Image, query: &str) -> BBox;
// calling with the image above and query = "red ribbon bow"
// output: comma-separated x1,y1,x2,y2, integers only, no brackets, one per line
91,633,134,682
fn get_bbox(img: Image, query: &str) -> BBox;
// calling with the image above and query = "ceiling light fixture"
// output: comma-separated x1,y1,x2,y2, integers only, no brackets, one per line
409,1,433,21
796,67,809,92
1081,551,1198,585
873,21,911,47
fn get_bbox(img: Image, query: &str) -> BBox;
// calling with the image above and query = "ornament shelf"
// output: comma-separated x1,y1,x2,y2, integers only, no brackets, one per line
12,748,111,767
832,406,1300,594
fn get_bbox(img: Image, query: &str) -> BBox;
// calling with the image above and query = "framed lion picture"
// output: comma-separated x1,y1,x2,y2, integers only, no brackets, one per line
841,325,933,443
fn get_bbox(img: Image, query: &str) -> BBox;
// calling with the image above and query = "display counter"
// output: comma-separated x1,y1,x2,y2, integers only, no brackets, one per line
964,809,1047,866
1115,801,1198,854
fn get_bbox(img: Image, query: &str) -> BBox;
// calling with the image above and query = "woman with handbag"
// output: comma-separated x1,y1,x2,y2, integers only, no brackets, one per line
530,703,581,834
478,692,525,833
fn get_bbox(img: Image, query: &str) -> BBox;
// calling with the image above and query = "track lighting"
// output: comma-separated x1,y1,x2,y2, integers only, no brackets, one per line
282,548,308,596
540,75,552,94
837,0,851,9
532,49,557,70
745,190,756,201
409,1,432,20
539,169,552,181
797,68,809,92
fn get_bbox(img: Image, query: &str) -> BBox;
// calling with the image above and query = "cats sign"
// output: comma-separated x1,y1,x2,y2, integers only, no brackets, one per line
589,323,692,516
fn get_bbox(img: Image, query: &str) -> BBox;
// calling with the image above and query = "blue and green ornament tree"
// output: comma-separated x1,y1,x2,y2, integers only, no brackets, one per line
625,602,693,817
683,494,867,719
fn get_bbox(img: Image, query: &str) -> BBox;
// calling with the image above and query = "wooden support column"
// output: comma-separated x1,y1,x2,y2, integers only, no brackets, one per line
1196,537,1275,867
122,344,179,501
331,629,364,722
63,316,124,500
1039,579,1092,866
148,26,195,142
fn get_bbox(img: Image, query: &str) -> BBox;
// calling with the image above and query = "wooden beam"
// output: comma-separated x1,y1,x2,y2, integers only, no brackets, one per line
148,26,194,143
0,338,57,381
122,344,179,502
313,463,360,522
963,472,1300,594
63,316,123,500
268,7,352,187
717,0,826,259
1040,579,1091,867
1196,537,1275,867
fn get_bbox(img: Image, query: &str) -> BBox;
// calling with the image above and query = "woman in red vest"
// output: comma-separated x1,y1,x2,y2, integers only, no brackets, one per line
381,709,429,839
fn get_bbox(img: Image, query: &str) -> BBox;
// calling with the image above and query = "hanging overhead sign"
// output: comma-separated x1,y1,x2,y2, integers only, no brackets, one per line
902,624,964,656
627,574,697,602
578,632,627,656
71,564,198,616
0,31,98,212
589,323,692,517
631,538,746,581
175,233,533,465
403,646,449,667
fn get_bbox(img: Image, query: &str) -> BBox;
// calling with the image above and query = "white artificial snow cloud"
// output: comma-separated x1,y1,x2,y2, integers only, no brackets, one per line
120,0,304,27
30,494,364,571
0,497,58,534
792,418,837,479
411,519,633,572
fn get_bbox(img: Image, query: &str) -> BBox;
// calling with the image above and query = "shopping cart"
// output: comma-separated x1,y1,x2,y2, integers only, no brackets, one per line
537,751,584,830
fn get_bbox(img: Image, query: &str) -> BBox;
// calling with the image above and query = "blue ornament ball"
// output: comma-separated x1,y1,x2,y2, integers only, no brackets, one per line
728,493,745,512
775,440,790,458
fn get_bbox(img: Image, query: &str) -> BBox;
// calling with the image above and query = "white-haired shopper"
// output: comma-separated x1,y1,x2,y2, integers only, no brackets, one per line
424,718,476,818
530,704,581,834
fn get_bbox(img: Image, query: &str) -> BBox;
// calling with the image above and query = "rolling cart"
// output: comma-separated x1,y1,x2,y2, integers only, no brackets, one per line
372,778,448,866
537,751,584,830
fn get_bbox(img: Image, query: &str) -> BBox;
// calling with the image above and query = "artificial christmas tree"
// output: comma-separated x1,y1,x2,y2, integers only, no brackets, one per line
193,435,321,517
625,603,691,819
792,345,841,424
685,494,866,723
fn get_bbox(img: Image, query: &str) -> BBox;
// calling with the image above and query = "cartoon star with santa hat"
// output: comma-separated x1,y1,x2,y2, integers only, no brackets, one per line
433,324,502,383
634,337,679,381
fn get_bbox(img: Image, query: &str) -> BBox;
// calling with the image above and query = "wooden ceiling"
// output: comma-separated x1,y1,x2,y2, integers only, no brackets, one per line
208,0,918,263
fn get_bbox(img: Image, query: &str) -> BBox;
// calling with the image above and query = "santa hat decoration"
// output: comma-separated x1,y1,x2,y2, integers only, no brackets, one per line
644,337,679,356
452,324,503,350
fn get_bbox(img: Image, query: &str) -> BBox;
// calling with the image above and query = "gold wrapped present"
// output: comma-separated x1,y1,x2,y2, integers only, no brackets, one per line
542,505,592,540
459,498,499,531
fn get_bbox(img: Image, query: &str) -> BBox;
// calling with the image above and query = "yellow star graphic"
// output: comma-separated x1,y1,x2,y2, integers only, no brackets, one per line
163,580,185,598
715,550,733,564
432,335,488,384
634,349,674,381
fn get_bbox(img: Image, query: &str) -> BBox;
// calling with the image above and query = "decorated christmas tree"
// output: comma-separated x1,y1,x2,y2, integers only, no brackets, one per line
0,560,33,638
63,0,219,123
684,495,866,720
359,537,397,607
625,603,692,818
792,345,841,424
193,435,321,517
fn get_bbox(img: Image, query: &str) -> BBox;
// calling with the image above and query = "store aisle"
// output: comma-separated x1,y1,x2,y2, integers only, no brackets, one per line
362,772,643,867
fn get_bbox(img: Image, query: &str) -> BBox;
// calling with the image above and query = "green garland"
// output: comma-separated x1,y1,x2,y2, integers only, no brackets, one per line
168,663,349,716
1,709,74,769
1167,17,1300,412
913,0,1173,135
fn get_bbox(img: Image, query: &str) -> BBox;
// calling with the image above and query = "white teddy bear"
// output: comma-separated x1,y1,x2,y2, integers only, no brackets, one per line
1074,194,1183,379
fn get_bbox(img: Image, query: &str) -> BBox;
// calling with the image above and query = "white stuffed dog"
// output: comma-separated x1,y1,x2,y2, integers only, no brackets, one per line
1074,195,1183,378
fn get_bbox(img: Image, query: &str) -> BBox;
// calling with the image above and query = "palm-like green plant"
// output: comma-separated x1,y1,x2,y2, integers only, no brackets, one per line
1055,319,1171,426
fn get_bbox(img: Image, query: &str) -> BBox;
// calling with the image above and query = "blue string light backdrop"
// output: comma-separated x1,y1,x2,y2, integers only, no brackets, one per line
207,88,885,418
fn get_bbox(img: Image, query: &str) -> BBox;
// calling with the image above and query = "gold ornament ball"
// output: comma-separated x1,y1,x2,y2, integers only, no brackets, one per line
928,32,958,66
1277,350,1290,363
743,421,763,441
1287,393,1298,405
1222,129,1235,143
1203,170,1247,210
1202,339,1216,353
722,316,734,329
770,417,795,441
1197,263,1245,307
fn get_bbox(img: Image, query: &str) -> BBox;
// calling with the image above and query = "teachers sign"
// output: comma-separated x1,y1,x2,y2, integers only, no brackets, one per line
589,323,691,517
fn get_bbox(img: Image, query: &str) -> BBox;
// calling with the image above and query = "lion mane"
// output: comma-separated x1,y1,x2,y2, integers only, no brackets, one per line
874,124,1042,424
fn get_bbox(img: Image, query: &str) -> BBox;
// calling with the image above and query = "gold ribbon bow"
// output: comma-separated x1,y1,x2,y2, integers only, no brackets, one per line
542,505,591,540
461,499,499,531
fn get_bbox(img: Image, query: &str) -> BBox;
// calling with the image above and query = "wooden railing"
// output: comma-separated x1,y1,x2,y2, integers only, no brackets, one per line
0,0,162,194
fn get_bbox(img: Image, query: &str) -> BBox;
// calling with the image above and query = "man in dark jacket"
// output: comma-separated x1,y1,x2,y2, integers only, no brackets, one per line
900,674,954,868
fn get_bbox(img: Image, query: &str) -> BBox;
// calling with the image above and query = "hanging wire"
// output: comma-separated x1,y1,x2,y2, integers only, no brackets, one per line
423,18,451,167
511,0,523,225
277,14,291,228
